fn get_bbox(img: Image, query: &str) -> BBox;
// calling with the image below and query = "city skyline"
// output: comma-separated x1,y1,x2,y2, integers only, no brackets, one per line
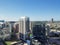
0,0,60,21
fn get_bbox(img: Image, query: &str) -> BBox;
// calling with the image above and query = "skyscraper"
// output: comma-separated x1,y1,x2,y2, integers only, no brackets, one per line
32,23,46,45
51,18,54,23
19,16,30,40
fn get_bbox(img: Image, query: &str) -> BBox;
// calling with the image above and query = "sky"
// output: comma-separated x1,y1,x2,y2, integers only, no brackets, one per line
0,0,60,21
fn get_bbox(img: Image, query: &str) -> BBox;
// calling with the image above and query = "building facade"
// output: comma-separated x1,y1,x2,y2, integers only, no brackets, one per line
31,22,46,45
19,16,30,40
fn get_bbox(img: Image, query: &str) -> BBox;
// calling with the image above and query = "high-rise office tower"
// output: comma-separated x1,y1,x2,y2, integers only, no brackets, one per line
19,16,30,40
51,18,54,23
32,23,46,45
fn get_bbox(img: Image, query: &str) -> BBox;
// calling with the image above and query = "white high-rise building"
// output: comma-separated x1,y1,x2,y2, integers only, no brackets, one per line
19,16,30,40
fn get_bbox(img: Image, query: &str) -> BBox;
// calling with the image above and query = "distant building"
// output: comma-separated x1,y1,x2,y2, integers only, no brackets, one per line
19,16,30,40
4,21,16,33
0,20,5,29
9,21,16,33
30,21,45,33
14,22,19,33
4,22,12,33
0,20,4,22
46,25,50,36
32,23,46,44
51,18,54,23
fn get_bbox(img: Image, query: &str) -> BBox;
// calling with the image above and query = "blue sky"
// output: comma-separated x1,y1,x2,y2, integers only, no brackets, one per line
0,0,60,21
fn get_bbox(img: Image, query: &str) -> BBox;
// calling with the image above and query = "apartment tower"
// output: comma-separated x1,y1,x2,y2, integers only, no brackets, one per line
19,16,30,40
